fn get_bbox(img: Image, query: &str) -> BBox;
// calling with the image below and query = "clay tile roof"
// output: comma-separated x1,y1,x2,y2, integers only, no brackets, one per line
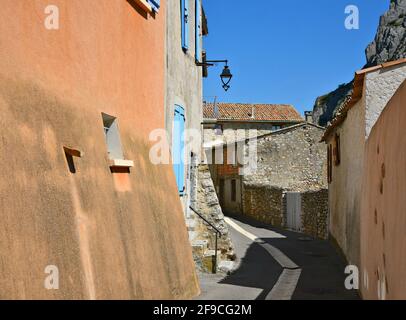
203,102,303,122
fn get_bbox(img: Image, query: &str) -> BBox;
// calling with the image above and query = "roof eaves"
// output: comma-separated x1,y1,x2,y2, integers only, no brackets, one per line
321,58,406,142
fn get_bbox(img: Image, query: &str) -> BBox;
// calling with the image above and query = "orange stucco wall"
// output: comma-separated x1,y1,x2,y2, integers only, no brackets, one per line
0,0,199,299
360,80,406,300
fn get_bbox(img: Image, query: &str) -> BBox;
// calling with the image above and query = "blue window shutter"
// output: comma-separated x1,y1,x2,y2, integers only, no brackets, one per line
172,105,186,195
195,0,201,61
148,0,160,12
181,0,189,50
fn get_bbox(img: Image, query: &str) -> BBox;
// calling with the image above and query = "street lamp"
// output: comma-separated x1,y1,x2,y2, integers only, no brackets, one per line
220,65,233,91
197,59,233,92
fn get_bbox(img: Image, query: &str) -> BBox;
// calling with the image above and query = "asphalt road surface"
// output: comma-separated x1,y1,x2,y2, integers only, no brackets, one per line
196,214,360,300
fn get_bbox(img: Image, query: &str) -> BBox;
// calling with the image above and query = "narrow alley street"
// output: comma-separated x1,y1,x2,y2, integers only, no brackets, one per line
197,214,360,300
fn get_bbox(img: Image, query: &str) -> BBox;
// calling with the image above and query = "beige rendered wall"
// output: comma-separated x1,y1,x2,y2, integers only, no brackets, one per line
166,0,203,213
328,64,406,269
364,63,406,138
0,0,199,299
327,97,365,267
360,80,406,300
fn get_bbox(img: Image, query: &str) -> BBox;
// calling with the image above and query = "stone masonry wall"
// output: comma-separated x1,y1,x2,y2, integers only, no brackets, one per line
195,164,235,265
242,185,284,227
301,189,329,239
241,124,328,239
243,124,327,192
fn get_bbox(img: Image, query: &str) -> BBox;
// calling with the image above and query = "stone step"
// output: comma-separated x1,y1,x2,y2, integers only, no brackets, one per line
203,249,221,257
191,240,209,256
201,250,222,273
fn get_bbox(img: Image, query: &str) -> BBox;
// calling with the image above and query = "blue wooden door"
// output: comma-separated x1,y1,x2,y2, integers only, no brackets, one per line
172,105,185,195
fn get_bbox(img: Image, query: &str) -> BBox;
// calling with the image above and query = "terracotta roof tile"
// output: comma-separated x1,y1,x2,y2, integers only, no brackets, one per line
203,103,303,122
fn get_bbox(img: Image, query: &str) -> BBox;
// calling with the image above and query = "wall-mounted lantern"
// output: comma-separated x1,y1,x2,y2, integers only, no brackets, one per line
220,65,233,91
197,59,233,92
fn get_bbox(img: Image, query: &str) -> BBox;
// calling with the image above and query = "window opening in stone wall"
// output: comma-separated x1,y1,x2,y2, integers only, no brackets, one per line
102,113,124,160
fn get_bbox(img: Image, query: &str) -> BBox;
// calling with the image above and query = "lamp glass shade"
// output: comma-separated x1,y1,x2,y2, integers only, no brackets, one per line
220,66,233,79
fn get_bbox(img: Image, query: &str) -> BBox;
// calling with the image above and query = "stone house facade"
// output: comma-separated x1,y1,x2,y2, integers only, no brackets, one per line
166,0,206,212
322,58,406,268
0,0,200,299
204,103,329,239
203,102,304,217
165,0,234,273
243,124,328,239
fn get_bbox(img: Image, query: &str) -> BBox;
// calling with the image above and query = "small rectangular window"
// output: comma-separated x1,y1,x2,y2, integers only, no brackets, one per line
214,124,223,135
231,179,237,202
102,113,124,160
272,125,281,132
328,144,333,184
334,133,341,166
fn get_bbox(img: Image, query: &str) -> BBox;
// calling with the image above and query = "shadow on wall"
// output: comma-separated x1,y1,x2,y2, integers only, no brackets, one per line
0,75,199,299
126,0,150,19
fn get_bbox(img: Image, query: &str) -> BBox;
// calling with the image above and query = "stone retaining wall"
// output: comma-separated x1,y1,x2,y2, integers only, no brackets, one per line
194,164,235,269
301,189,329,239
242,185,284,227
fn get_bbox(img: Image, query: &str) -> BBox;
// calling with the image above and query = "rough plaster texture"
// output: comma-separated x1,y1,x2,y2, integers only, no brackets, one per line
166,0,203,213
328,62,406,268
360,80,406,300
0,0,199,299
243,124,327,192
365,63,406,137
327,99,365,267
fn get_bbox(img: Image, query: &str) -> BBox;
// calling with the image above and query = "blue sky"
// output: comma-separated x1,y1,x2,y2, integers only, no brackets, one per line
203,0,390,115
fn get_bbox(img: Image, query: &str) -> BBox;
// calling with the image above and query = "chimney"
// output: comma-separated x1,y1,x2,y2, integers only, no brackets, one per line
304,111,313,124
213,97,219,119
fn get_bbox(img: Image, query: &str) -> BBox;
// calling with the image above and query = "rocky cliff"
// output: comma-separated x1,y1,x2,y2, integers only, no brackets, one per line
313,0,406,126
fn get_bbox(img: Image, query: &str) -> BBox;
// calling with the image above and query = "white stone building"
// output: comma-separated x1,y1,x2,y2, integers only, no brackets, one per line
322,58,406,267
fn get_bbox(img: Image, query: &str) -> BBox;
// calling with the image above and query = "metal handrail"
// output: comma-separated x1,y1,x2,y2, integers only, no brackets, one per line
189,206,222,274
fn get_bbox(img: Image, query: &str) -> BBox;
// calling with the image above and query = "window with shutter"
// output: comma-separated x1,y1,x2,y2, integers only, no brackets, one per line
148,0,160,12
195,0,201,61
181,0,189,50
328,144,333,184
172,105,186,195
334,133,341,166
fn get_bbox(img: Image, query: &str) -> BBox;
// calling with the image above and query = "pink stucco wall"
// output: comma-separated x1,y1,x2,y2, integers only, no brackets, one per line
360,80,406,300
0,0,199,299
